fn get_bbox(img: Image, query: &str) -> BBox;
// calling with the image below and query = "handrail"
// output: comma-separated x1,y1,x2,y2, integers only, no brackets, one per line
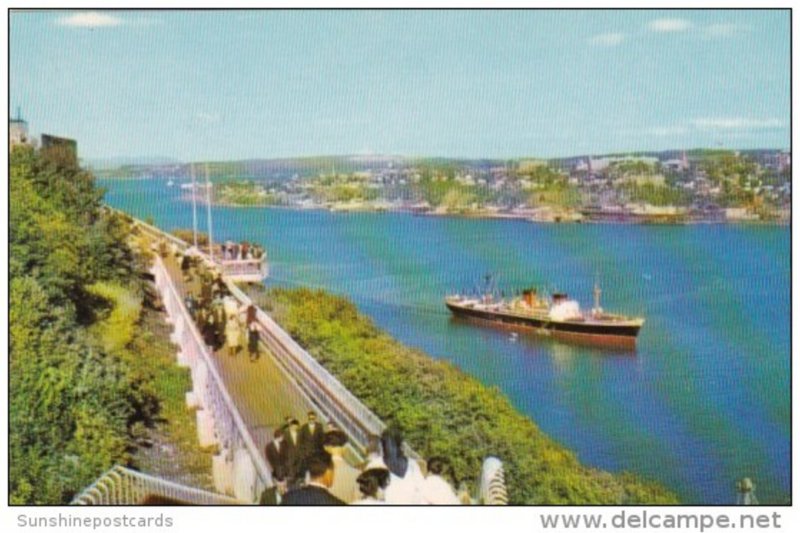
71,466,243,505
226,282,390,453
153,252,274,493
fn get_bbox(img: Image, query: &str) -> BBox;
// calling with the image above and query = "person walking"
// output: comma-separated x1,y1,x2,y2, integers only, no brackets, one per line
265,427,287,476
381,427,425,504
299,411,325,461
282,418,302,485
323,429,360,503
281,452,345,506
198,307,216,349
245,304,260,361
212,300,226,351
224,312,243,357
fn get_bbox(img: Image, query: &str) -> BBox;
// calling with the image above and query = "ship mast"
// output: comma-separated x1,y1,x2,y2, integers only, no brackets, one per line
593,278,602,315
191,163,198,250
204,163,214,262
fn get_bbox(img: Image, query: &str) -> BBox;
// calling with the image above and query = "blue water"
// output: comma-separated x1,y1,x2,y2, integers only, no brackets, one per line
101,178,790,504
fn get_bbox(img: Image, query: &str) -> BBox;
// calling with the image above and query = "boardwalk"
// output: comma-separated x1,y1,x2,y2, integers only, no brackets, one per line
163,255,312,455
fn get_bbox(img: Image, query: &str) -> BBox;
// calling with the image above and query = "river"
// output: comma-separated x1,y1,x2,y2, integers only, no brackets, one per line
100,177,790,504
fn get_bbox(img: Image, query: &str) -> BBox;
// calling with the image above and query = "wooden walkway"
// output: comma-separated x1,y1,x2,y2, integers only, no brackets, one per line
164,255,312,454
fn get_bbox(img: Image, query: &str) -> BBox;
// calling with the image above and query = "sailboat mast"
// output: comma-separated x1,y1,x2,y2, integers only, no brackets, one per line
593,280,602,312
191,163,199,249
204,163,214,262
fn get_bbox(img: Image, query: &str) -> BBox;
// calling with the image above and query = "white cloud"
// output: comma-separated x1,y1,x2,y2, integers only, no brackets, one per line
590,33,626,47
691,117,784,130
56,12,123,28
702,23,745,38
647,18,692,33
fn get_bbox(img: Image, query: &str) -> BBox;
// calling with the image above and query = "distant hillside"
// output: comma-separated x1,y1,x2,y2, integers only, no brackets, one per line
84,156,183,170
92,148,789,181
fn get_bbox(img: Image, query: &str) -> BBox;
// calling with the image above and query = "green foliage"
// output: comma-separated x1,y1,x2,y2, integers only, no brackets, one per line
414,177,480,210
621,183,692,207
9,146,162,504
523,164,566,186
254,287,678,504
217,181,281,206
171,228,210,246
698,153,761,208
10,276,136,503
309,174,380,203
610,160,656,176
530,183,583,208
87,282,142,356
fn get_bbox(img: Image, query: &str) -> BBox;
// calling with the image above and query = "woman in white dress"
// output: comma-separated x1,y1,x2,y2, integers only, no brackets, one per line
381,428,426,504
222,296,246,357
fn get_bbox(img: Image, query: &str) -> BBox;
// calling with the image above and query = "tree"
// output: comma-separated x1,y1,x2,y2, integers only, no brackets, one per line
10,146,156,504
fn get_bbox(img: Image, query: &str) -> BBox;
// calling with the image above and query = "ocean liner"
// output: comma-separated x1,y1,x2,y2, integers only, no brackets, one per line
445,279,644,347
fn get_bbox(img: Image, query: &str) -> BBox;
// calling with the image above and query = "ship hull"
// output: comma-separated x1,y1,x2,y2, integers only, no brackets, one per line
446,302,641,347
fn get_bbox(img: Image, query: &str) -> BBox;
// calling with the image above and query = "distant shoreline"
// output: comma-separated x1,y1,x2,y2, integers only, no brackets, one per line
185,193,790,227
96,176,788,227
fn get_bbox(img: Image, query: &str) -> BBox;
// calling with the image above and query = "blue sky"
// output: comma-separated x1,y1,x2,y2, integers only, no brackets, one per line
10,10,790,161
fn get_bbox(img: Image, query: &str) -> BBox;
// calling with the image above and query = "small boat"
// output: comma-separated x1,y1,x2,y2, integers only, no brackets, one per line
445,277,644,347
166,179,175,187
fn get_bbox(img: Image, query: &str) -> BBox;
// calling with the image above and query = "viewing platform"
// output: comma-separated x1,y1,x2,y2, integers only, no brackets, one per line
181,243,269,284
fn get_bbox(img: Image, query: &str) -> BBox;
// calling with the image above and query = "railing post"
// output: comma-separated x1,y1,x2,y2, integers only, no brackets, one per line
232,446,258,502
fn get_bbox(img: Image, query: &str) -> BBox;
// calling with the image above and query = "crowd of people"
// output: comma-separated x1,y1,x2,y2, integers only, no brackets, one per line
220,241,264,261
182,258,261,361
175,245,463,505
262,414,463,506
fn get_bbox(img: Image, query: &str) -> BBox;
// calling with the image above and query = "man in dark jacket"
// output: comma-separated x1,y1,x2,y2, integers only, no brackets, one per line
281,451,345,506
259,466,288,505
265,427,286,475
299,411,325,461
282,418,302,484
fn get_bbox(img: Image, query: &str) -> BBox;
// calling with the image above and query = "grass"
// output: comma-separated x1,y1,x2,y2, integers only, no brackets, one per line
129,304,214,490
87,282,142,354
87,279,214,490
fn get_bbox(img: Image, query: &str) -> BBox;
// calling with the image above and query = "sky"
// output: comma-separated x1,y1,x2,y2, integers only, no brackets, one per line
9,10,790,161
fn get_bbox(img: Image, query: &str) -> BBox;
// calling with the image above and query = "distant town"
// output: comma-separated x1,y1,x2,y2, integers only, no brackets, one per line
11,111,791,225
100,148,792,225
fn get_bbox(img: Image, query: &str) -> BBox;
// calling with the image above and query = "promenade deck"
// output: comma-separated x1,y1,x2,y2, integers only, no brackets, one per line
163,255,312,454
